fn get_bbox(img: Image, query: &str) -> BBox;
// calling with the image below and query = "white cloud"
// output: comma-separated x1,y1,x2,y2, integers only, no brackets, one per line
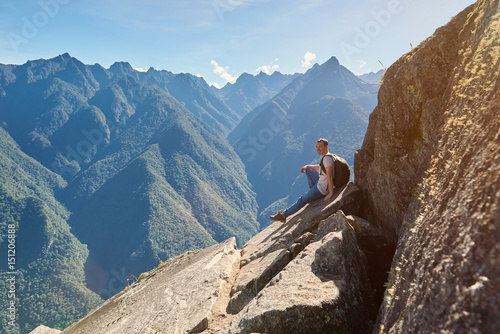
359,60,367,68
256,64,279,74
256,58,280,74
211,60,238,84
301,51,317,68
134,67,148,72
210,82,221,89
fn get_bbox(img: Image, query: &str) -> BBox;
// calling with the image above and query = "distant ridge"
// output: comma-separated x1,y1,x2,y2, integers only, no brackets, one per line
215,71,301,117
107,61,240,136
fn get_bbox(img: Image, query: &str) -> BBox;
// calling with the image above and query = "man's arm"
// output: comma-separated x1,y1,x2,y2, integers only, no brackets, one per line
301,165,319,173
323,166,335,202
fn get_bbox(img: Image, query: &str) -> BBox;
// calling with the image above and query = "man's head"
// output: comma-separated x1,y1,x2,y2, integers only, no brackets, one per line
316,138,329,156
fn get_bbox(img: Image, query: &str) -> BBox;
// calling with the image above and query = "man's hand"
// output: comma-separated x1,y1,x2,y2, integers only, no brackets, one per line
300,166,308,173
323,193,334,202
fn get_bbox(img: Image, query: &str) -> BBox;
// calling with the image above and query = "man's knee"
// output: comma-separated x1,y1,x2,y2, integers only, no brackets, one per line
305,167,317,176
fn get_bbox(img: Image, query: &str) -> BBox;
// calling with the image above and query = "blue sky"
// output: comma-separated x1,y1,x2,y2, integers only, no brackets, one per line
0,0,476,88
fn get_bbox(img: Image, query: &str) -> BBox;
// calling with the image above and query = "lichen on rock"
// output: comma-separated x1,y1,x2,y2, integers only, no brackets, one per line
355,0,500,332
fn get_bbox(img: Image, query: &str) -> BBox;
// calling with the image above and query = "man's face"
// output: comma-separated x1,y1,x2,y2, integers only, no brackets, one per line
316,142,328,155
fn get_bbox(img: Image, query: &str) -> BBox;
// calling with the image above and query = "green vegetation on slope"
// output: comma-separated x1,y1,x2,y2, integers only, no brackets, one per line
0,127,102,333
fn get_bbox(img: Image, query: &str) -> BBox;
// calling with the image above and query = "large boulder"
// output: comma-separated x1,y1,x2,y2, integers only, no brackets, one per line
240,182,361,265
221,211,376,334
355,0,500,332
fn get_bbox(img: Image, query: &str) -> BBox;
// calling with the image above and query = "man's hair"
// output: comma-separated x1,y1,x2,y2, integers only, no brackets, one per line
317,138,329,146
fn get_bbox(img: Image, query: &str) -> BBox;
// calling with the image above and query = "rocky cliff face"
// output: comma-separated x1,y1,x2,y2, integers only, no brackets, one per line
355,0,499,332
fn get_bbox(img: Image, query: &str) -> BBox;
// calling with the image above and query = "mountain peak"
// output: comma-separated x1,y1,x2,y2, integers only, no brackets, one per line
233,72,254,85
60,52,72,60
238,72,253,79
303,56,342,81
109,61,134,72
47,52,72,64
324,56,340,69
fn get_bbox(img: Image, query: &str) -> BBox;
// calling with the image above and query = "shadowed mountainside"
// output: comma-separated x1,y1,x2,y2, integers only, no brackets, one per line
0,127,102,333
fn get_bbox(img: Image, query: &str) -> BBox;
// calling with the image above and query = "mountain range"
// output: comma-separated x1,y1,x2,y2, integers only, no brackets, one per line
0,53,378,333
214,71,301,117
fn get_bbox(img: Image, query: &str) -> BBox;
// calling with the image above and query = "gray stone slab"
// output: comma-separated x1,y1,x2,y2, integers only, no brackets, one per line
62,238,240,334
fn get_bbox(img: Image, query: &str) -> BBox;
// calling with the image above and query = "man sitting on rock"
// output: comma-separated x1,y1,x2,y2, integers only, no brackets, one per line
270,138,345,223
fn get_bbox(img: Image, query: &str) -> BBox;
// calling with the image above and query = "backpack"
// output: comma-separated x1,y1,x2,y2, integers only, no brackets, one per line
319,153,350,188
